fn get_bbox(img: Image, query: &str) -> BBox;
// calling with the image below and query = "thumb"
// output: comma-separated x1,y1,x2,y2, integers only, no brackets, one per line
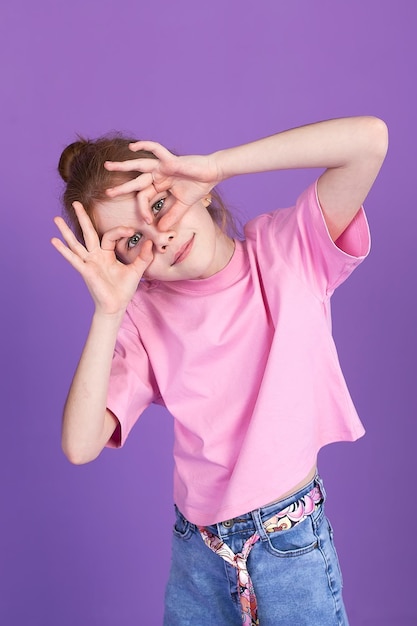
158,198,189,231
132,239,154,275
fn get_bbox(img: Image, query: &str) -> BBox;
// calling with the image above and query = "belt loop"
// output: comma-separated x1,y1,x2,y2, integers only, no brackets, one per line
215,521,226,539
252,508,268,541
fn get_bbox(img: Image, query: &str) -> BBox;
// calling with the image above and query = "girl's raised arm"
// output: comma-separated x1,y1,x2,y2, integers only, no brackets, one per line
106,117,387,239
213,116,388,240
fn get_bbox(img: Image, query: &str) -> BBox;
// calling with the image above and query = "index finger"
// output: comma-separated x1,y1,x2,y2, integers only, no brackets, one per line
104,158,156,173
100,225,138,251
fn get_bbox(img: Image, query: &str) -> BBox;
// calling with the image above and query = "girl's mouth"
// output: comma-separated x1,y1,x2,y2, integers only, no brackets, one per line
172,235,195,266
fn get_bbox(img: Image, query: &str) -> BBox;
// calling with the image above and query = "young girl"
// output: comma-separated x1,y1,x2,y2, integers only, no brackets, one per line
52,117,388,625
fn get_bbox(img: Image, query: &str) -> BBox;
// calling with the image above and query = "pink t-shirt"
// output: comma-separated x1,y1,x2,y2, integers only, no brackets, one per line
107,181,370,525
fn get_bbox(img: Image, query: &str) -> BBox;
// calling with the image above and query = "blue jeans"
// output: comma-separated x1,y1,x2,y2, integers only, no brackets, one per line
164,476,349,625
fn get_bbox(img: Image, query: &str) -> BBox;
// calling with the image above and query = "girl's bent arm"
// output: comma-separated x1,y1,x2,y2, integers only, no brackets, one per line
106,117,387,238
52,203,153,463
214,116,388,240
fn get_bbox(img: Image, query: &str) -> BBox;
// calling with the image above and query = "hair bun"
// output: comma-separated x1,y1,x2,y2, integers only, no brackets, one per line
58,139,88,182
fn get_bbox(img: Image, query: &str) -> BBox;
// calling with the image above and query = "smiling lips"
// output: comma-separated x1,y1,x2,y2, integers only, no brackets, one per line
172,235,195,266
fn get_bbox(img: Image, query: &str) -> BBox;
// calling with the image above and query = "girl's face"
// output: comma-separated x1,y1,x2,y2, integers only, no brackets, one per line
93,190,235,282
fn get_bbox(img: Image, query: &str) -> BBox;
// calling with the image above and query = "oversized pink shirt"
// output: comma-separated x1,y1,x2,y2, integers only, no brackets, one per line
107,181,370,525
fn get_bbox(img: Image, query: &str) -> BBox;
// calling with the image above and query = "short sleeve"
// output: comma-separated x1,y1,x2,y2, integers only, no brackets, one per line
246,180,371,299
106,310,159,448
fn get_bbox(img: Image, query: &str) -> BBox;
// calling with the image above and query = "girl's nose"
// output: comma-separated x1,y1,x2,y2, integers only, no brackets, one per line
151,229,175,252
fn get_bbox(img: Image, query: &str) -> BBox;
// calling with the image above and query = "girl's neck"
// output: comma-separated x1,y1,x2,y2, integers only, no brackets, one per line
213,228,235,276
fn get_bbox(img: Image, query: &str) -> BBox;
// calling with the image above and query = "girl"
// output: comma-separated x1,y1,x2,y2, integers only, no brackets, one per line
52,117,388,625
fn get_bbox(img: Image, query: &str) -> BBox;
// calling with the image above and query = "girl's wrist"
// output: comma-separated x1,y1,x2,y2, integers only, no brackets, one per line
210,150,229,183
92,307,126,328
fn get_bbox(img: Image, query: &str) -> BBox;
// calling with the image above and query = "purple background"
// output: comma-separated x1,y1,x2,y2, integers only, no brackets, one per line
1,1,416,624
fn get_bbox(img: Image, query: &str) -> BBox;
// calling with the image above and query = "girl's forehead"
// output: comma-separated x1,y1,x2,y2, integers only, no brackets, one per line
94,195,143,233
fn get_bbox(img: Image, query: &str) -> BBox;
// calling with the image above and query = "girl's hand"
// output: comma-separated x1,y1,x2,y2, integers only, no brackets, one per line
104,142,223,229
51,202,153,316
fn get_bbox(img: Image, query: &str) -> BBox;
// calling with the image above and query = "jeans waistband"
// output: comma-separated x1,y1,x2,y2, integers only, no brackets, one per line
203,474,325,540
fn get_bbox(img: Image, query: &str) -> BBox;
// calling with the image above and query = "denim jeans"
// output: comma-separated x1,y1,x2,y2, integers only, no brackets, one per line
164,476,349,625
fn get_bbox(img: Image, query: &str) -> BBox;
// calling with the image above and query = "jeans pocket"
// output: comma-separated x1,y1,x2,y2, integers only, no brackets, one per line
264,514,319,558
172,506,193,540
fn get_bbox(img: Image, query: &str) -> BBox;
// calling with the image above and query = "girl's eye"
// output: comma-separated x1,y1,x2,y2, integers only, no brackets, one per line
151,198,165,215
127,233,142,249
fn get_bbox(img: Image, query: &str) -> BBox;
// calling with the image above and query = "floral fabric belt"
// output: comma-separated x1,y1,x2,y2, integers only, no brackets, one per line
198,484,324,626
